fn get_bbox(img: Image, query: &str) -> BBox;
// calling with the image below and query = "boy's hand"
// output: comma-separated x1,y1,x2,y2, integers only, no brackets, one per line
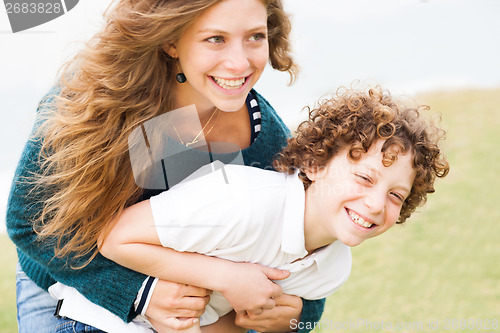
219,262,290,316
145,279,211,329
235,294,302,332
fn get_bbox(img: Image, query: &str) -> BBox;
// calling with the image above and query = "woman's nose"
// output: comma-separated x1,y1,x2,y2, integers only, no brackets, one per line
223,43,250,73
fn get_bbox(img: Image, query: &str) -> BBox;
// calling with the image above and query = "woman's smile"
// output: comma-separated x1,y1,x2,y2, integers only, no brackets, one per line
211,76,248,90
210,74,253,95
168,0,269,112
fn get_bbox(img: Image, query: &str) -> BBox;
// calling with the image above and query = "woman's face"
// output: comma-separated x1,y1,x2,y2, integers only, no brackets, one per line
166,0,269,112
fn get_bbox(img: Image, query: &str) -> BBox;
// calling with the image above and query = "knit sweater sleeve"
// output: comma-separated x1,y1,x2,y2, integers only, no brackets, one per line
6,91,145,322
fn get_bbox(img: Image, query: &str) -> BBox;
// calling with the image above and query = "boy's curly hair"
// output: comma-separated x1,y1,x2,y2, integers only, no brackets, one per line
274,87,449,223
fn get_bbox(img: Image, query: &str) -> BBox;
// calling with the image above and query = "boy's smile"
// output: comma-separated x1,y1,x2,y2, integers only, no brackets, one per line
303,139,416,251
346,208,376,228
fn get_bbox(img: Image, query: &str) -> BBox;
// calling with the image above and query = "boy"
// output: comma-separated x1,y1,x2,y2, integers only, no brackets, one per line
52,87,449,332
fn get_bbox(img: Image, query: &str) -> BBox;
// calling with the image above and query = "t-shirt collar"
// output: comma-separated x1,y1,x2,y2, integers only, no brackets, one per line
280,171,308,258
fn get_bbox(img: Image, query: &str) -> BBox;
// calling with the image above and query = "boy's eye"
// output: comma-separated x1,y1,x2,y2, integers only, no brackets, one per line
207,36,224,44
355,173,372,184
391,192,405,202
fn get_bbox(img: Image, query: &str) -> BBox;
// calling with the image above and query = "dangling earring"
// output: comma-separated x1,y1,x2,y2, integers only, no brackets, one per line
175,60,186,83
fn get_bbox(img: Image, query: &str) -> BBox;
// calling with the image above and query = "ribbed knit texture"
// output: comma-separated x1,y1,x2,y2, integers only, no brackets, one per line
7,88,324,330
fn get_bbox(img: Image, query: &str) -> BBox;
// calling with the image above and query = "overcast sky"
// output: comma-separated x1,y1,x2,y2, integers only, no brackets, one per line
2,0,500,137
1,0,500,223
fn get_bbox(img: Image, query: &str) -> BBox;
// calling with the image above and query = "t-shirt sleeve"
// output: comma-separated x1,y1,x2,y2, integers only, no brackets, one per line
149,163,249,254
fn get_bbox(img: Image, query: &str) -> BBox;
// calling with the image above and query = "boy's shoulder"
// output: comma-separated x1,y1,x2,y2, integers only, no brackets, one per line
176,161,298,194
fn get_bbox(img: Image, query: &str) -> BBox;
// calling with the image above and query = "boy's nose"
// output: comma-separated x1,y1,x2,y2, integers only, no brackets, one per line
364,191,386,215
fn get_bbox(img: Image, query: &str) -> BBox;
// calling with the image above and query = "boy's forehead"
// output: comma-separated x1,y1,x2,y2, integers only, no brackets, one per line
366,139,393,155
362,142,414,168
345,142,416,190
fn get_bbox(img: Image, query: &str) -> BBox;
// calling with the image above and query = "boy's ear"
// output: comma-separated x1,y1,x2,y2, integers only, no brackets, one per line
304,168,317,182
304,165,325,182
163,43,177,58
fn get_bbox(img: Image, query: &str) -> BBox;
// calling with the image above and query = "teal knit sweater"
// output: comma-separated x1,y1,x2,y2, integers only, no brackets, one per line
7,88,325,331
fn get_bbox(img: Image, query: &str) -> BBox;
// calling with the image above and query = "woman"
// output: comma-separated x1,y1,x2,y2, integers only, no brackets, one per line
7,0,324,332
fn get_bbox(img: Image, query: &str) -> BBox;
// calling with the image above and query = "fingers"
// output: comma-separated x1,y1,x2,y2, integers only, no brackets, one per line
246,308,264,316
244,296,275,317
273,294,303,308
169,317,200,330
269,282,283,299
261,266,290,281
263,297,277,310
180,284,213,297
156,279,212,297
173,295,211,317
148,305,205,322
147,280,212,319
234,296,303,332
149,316,200,333
248,278,282,313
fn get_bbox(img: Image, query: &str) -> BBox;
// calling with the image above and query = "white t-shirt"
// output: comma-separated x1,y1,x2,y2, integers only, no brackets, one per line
49,161,351,331
150,161,352,325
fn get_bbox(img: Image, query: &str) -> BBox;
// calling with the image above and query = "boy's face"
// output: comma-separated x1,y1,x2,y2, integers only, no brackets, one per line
304,139,416,249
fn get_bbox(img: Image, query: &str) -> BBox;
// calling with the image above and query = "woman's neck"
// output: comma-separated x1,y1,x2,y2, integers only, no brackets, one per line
172,86,251,150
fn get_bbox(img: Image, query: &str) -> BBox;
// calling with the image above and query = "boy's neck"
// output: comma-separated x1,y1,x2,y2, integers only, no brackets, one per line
303,188,336,253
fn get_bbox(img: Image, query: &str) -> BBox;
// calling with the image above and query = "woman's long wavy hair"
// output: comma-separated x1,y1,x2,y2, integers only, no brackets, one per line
274,87,450,223
34,0,297,267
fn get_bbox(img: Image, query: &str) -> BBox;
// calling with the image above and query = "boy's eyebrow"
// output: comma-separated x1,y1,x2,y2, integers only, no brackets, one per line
367,166,412,193
395,184,412,194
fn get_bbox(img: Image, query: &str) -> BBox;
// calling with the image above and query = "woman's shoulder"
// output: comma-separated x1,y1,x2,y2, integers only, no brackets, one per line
242,90,291,169
31,85,61,128
250,89,290,137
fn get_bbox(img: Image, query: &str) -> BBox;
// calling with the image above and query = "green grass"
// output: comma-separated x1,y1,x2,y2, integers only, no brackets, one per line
0,234,17,333
1,88,499,333
313,88,500,332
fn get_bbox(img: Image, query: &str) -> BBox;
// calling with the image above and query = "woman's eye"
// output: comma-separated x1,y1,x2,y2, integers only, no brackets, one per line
207,36,224,44
249,33,266,42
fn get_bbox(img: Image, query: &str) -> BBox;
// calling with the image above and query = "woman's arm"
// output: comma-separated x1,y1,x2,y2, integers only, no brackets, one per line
6,114,146,322
6,92,209,324
99,199,290,315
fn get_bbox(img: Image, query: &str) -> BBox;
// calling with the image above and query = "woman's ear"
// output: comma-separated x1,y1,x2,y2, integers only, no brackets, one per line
163,43,177,58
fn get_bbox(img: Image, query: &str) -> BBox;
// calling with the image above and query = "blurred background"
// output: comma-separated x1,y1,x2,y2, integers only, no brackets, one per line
1,0,499,332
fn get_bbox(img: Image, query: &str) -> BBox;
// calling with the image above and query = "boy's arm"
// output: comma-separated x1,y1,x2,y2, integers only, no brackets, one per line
99,199,290,315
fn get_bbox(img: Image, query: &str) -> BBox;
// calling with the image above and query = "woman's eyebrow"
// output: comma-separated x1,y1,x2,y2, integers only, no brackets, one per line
197,28,226,35
197,25,268,35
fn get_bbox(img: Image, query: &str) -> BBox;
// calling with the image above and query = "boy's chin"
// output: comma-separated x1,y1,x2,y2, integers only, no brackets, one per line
339,237,366,247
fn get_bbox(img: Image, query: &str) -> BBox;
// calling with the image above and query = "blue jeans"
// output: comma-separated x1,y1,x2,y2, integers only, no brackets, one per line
16,263,105,333
55,318,105,333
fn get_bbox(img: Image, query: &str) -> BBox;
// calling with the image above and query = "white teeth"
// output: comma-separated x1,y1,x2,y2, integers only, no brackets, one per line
213,77,245,90
348,210,373,228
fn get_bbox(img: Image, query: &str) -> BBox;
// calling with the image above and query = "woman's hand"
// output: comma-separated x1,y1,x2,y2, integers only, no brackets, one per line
145,279,211,331
219,262,290,316
235,294,303,332
201,311,246,333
